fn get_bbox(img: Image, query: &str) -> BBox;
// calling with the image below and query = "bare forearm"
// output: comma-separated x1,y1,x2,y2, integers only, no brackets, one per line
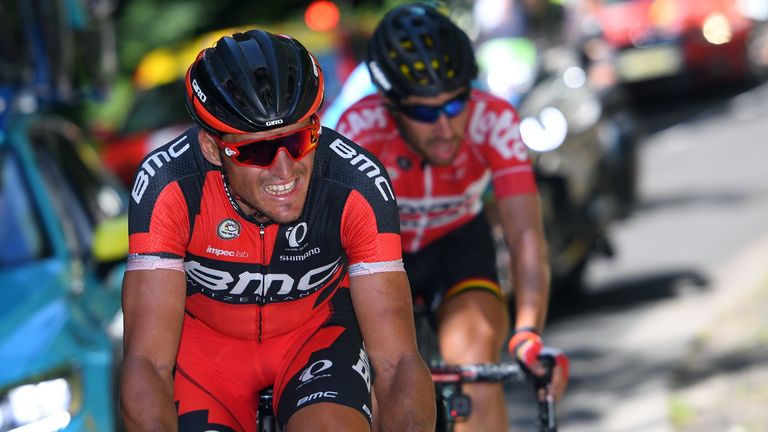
511,235,550,331
374,353,436,432
120,357,178,432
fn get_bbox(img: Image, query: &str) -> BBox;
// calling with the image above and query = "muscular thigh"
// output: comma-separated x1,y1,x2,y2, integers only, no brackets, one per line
175,314,269,432
275,289,373,429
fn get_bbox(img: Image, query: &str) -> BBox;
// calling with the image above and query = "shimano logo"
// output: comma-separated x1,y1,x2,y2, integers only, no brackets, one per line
329,138,395,202
132,136,191,204
191,79,207,102
265,119,284,127
368,61,392,91
279,247,320,262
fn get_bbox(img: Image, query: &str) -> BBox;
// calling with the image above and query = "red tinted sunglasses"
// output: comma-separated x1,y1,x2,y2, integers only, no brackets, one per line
216,116,320,167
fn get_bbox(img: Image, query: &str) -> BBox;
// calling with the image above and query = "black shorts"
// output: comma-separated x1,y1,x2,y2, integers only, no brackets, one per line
174,289,373,431
403,212,502,306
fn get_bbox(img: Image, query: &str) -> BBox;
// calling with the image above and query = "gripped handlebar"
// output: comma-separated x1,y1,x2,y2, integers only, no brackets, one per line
429,352,560,432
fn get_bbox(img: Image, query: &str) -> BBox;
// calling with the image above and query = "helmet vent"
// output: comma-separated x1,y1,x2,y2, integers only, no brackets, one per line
285,65,298,104
223,78,251,111
252,67,274,110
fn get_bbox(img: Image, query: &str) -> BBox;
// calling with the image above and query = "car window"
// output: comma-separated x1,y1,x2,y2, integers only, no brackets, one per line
0,149,51,266
30,118,127,256
120,80,191,134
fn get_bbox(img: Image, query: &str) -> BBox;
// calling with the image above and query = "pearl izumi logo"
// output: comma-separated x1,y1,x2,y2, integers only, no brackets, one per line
299,360,333,383
286,222,308,248
217,219,241,239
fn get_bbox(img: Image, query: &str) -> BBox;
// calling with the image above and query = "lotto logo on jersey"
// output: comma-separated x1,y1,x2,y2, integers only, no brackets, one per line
467,102,529,162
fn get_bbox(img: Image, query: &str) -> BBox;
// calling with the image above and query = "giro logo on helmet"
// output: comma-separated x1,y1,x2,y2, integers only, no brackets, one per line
191,79,207,102
266,119,284,127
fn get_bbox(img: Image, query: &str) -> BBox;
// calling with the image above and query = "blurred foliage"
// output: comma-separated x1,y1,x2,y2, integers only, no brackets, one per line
113,0,392,74
84,0,469,130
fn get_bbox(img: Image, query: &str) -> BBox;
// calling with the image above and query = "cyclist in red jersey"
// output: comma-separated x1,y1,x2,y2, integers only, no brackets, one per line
336,4,568,431
119,29,435,432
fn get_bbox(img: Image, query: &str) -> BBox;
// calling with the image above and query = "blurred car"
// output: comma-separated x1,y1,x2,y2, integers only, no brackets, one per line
99,23,357,186
582,0,768,97
0,93,129,431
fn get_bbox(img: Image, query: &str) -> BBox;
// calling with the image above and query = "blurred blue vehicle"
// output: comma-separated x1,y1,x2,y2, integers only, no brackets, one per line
0,89,129,432
0,0,128,430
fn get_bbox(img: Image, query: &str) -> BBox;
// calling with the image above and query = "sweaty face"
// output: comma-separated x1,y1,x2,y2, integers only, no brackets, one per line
393,87,470,166
217,120,316,224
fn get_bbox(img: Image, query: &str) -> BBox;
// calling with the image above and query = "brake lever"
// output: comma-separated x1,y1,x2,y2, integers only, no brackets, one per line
533,354,557,432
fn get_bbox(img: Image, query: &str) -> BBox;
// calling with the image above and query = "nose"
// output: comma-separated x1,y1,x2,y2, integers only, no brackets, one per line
433,113,454,139
269,148,296,176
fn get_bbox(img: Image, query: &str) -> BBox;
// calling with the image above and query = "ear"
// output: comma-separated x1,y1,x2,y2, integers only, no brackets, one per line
198,129,223,166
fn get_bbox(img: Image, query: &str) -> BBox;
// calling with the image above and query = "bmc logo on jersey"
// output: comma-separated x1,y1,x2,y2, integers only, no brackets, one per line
286,222,308,248
329,138,395,202
132,136,191,204
185,256,342,301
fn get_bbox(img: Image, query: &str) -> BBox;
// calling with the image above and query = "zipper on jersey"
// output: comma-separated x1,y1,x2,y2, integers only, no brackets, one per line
258,223,266,343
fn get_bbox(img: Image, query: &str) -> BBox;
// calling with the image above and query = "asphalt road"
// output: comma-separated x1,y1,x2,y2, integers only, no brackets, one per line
504,80,768,431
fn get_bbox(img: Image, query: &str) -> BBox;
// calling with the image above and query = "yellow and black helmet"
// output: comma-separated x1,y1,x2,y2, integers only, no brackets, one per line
366,3,477,100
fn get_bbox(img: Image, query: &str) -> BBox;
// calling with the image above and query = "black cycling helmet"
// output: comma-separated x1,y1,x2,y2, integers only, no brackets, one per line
185,29,324,135
366,3,477,101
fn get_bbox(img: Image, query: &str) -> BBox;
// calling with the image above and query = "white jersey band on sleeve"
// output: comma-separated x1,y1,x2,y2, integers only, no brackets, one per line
126,254,185,273
348,259,405,277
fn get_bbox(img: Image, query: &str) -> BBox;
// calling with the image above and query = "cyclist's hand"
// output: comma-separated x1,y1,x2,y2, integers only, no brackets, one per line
540,347,570,402
509,329,570,401
508,327,545,376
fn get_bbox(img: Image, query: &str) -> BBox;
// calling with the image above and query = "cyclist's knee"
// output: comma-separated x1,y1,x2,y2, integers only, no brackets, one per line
285,403,369,432
437,294,508,360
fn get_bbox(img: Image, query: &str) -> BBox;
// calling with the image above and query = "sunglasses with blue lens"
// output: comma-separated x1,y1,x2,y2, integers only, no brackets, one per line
396,91,470,123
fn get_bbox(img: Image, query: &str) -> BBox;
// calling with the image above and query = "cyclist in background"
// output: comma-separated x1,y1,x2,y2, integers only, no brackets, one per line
336,4,567,431
119,29,435,432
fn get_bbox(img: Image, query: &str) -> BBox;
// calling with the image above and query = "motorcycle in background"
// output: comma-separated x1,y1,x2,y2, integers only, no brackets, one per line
476,36,639,298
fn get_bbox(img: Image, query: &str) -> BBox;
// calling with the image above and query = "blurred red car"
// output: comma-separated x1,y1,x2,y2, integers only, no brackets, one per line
583,0,768,96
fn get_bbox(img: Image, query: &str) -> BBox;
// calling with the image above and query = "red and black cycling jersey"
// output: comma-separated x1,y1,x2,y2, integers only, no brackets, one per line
126,126,402,341
336,89,538,253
